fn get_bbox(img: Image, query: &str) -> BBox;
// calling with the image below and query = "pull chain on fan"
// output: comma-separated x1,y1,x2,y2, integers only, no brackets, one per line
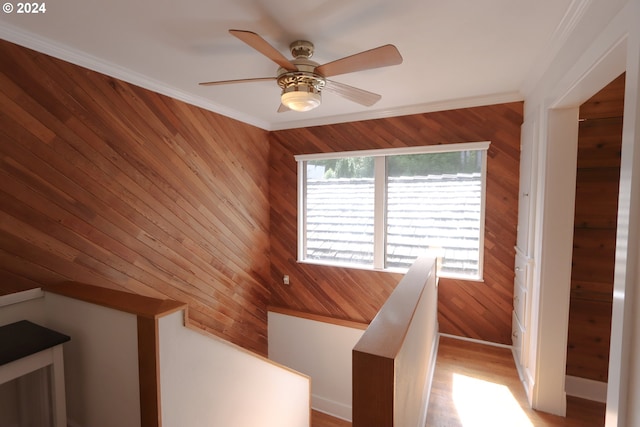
199,30,403,112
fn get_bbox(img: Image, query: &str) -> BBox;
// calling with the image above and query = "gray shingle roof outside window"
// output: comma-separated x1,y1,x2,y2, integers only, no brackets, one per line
306,178,375,265
305,173,482,276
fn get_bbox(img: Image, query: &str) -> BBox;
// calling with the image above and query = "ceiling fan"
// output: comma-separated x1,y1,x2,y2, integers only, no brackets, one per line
199,30,403,112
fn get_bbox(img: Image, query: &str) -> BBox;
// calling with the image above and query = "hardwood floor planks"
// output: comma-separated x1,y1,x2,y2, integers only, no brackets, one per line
426,336,606,427
313,336,606,427
312,410,351,427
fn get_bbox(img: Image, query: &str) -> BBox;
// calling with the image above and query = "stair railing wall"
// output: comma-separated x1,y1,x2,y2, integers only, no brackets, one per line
352,256,439,427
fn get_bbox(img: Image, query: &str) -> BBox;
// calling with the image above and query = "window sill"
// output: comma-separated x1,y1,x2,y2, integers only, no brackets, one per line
297,259,401,274
297,259,484,282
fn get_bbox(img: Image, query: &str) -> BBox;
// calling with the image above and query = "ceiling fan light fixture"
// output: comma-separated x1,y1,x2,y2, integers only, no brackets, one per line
281,84,322,112
201,31,403,112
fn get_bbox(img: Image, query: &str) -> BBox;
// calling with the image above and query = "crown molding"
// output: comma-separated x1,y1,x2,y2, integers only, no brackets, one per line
520,0,593,96
0,23,271,130
269,91,524,131
0,23,522,132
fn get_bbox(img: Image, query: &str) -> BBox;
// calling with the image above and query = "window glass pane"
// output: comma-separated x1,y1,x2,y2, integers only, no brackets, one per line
386,151,483,276
305,157,375,266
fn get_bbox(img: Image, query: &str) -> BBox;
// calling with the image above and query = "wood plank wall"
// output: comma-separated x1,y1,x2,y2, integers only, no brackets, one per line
269,102,522,345
0,40,272,355
567,73,625,382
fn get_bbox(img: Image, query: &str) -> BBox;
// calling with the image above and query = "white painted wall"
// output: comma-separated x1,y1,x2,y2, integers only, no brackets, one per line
159,310,310,427
615,18,640,424
0,289,46,427
0,381,18,427
531,107,579,416
1,290,312,427
268,311,364,421
44,292,141,427
1,289,140,427
0,288,45,326
629,243,640,427
521,0,640,423
394,269,439,427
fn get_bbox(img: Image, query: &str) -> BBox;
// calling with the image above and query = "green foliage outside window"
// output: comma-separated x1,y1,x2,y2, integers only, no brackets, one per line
387,151,481,176
310,151,480,180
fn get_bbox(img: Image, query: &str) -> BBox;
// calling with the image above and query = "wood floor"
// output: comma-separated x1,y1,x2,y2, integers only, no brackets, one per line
312,410,351,427
426,336,605,427
312,335,606,427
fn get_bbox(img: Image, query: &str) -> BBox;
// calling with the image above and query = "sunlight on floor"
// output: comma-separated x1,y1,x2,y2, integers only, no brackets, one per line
452,373,534,427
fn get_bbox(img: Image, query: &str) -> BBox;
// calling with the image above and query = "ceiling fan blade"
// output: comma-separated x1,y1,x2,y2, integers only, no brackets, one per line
277,103,291,113
324,80,382,106
315,44,403,77
229,29,297,71
199,77,275,86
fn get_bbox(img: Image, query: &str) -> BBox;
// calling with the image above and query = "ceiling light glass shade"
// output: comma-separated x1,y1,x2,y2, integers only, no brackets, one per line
281,86,322,112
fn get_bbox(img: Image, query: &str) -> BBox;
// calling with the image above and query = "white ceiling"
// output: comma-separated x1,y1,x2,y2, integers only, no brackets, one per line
0,0,580,130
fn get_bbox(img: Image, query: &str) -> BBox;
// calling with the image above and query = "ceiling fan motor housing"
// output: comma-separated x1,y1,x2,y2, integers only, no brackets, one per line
289,40,314,59
276,41,324,111
277,54,326,111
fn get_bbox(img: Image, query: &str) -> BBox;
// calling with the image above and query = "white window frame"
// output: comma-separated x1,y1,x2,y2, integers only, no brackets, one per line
295,141,490,280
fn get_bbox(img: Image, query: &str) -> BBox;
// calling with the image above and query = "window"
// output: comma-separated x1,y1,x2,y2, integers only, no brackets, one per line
296,142,489,279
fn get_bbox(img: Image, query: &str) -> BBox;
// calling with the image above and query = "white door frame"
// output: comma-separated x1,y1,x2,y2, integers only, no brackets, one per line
532,2,640,424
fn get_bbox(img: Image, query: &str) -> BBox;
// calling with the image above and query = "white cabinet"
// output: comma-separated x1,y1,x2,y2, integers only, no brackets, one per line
512,115,539,404
516,115,537,255
512,247,534,400
512,311,524,366
512,249,529,362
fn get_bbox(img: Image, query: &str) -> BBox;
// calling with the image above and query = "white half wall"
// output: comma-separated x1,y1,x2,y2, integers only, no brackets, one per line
0,289,46,427
0,288,45,326
268,311,365,421
159,310,310,427
0,289,141,427
44,292,141,427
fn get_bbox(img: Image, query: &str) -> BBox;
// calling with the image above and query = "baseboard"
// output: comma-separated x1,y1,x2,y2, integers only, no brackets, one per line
312,395,352,422
565,375,607,403
439,332,512,349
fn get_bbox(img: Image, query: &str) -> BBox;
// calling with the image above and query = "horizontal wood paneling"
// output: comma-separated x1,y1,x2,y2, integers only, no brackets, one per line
0,40,271,354
269,102,523,345
575,117,624,169
567,73,624,382
574,168,622,228
566,299,613,382
578,73,625,120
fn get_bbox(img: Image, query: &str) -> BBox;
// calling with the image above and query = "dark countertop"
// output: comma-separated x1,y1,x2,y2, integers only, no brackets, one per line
0,320,70,366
